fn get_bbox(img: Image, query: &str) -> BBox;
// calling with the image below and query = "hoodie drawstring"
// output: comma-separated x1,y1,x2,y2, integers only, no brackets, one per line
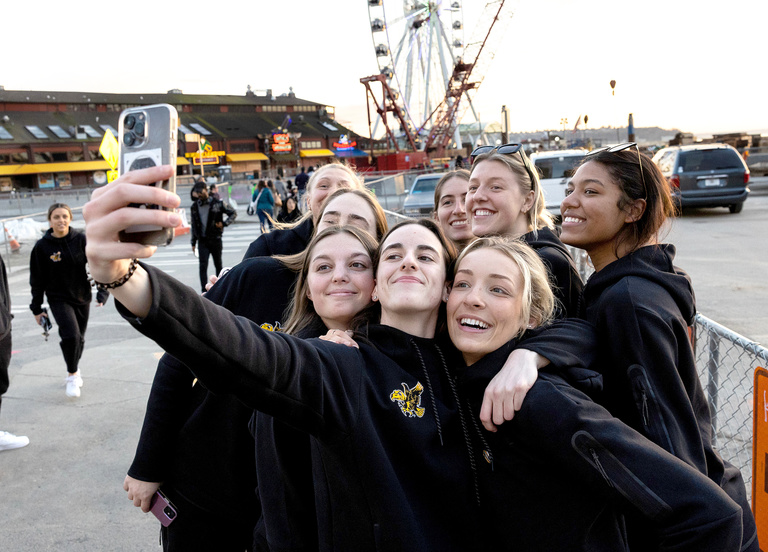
433,345,487,508
411,339,444,447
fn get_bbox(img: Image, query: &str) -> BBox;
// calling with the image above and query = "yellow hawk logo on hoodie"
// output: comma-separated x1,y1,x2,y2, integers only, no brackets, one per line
390,382,425,418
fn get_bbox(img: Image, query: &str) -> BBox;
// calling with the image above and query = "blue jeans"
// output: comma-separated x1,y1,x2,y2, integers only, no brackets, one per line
257,209,273,233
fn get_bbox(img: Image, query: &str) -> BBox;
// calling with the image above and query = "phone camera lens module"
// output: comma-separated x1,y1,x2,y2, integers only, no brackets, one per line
134,122,145,136
123,133,135,146
164,507,176,519
124,115,136,129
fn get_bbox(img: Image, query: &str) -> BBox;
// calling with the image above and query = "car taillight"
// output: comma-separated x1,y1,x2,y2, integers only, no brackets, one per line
744,171,750,184
670,174,680,188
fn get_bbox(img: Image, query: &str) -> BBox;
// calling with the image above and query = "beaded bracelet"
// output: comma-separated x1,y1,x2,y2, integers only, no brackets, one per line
92,258,140,291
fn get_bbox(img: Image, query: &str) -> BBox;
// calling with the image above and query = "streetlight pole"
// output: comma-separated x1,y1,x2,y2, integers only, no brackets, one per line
185,132,203,178
560,117,568,147
610,80,619,143
501,105,509,144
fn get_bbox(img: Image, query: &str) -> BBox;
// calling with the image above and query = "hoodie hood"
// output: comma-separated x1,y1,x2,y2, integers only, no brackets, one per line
522,226,572,259
582,244,695,324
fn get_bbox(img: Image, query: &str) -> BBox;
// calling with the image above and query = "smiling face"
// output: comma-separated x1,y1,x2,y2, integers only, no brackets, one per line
49,207,72,238
447,249,526,366
308,166,358,215
306,232,375,330
560,160,641,272
434,176,473,245
374,223,449,337
317,193,377,236
466,160,535,238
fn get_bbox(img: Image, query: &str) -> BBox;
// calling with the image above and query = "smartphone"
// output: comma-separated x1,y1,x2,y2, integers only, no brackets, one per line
150,489,178,527
118,103,178,246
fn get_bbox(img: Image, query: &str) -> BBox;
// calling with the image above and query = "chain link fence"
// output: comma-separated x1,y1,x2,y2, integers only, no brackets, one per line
694,314,767,500
568,246,765,500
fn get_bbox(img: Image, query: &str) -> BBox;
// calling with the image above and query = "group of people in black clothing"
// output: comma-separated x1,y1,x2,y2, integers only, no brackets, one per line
80,150,758,551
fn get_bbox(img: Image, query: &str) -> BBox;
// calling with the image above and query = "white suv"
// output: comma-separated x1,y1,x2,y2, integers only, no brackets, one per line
530,149,588,216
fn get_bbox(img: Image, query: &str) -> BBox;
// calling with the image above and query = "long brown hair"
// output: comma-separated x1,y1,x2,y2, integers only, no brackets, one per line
282,226,378,335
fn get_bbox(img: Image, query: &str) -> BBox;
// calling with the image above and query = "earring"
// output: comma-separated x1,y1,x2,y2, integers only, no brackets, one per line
372,294,378,301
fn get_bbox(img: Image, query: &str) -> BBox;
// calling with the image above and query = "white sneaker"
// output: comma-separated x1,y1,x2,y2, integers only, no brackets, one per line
0,430,30,451
73,374,83,388
65,375,81,398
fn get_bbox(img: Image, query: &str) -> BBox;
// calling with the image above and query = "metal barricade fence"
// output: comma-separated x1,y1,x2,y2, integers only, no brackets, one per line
694,314,767,500
567,245,765,500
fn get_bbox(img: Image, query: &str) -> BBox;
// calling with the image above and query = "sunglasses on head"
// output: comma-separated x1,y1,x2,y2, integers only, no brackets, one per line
586,142,647,199
469,143,538,185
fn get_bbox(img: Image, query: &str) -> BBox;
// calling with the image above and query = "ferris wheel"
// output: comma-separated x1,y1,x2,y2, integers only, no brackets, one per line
367,0,471,141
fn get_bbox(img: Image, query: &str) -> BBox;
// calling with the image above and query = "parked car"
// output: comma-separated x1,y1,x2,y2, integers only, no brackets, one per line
402,173,442,217
652,144,750,214
530,149,588,216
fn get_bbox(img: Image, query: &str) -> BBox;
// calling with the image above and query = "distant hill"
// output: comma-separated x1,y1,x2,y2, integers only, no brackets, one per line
507,126,682,147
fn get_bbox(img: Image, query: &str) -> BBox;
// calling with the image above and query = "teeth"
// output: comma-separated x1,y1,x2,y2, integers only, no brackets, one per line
460,317,489,329
474,209,494,217
563,216,582,223
450,220,467,226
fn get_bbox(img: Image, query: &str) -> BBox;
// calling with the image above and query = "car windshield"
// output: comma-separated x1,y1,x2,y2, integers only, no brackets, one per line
411,178,440,193
680,150,742,172
534,155,584,179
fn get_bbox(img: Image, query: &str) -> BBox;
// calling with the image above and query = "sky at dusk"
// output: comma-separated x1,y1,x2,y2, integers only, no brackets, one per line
4,0,766,138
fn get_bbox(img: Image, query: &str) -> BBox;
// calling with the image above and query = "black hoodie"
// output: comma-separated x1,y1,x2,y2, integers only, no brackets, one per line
126,256,297,528
580,244,757,551
121,264,480,551
121,263,604,551
458,337,744,551
522,226,583,318
243,216,314,260
29,228,108,314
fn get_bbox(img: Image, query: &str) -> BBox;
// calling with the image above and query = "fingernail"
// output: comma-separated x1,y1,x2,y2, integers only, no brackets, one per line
169,214,181,225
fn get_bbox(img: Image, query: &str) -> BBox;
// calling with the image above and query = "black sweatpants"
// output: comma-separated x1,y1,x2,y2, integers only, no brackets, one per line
49,301,89,374
0,331,11,417
197,238,223,293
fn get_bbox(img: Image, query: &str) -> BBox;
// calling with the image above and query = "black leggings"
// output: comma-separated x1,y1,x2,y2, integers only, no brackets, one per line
0,332,11,416
197,238,223,293
49,302,89,374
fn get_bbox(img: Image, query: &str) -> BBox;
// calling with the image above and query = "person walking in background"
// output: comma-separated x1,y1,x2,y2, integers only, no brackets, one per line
0,251,29,451
277,196,302,224
294,167,309,206
273,177,287,205
190,179,237,293
267,180,282,218
251,180,274,235
29,203,108,399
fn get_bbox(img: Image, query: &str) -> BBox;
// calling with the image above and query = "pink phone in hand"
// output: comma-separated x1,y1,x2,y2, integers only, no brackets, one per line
150,490,178,527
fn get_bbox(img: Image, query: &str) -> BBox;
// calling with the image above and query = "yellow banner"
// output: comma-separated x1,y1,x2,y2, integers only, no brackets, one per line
185,151,225,158
99,130,120,170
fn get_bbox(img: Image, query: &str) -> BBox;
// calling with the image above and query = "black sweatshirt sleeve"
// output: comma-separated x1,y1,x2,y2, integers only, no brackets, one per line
29,243,46,314
117,263,362,437
127,353,197,482
519,318,598,372
510,375,743,551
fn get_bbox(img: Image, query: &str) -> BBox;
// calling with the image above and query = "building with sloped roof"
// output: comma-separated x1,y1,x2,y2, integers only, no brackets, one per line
0,86,370,191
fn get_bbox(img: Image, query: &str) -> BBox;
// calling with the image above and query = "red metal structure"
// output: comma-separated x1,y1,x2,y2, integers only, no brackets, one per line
362,0,515,159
